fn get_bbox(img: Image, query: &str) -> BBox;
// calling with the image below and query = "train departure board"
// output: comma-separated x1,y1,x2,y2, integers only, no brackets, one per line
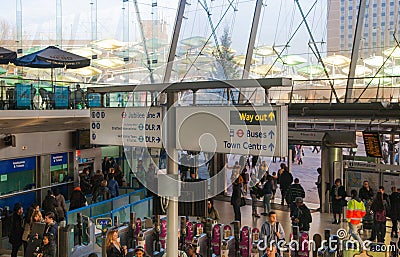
362,131,383,158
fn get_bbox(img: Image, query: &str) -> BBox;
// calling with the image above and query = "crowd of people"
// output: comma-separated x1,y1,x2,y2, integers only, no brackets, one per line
225,156,400,251
8,202,59,257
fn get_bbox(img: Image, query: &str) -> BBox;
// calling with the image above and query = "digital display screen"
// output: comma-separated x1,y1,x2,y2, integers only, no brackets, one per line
96,218,112,226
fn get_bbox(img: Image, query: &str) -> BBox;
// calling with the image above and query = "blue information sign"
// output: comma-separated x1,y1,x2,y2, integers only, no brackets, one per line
0,157,36,175
54,86,69,108
16,84,32,108
88,93,101,107
50,153,68,166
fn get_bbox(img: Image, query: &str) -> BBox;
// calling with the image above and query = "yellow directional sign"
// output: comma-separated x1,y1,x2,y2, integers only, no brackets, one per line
268,112,275,121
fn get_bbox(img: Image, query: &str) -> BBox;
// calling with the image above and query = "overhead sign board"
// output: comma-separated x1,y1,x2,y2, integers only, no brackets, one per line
362,131,383,158
175,106,288,156
90,107,163,148
288,130,325,144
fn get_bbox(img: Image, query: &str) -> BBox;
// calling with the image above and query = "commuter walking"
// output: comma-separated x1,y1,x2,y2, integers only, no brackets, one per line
277,163,293,205
91,170,104,203
41,190,58,219
389,187,400,238
261,176,273,216
271,172,278,201
249,173,261,217
346,190,366,247
9,203,24,257
79,168,92,195
241,166,249,194
108,174,120,198
316,168,322,211
69,187,87,211
260,211,285,256
99,180,111,201
226,161,241,183
290,197,312,232
258,160,269,180
286,178,305,205
330,178,347,224
231,175,244,223
53,188,67,222
207,199,220,222
370,192,389,243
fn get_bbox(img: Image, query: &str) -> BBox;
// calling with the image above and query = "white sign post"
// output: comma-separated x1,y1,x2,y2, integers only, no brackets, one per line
175,106,288,157
90,107,163,148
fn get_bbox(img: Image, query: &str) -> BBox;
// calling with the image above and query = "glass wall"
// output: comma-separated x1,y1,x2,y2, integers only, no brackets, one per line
0,157,36,211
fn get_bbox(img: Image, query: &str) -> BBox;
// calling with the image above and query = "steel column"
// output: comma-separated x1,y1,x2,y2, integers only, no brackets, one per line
242,0,263,79
345,0,367,103
164,0,187,83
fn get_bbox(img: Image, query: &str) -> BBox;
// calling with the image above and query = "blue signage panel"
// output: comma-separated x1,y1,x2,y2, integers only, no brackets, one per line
50,152,68,166
88,93,101,107
0,157,36,175
16,84,32,108
54,86,69,108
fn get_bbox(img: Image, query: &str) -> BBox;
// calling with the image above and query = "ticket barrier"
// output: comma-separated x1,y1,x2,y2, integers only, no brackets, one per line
59,215,96,257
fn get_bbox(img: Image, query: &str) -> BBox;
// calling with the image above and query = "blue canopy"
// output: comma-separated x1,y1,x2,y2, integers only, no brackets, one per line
0,47,17,64
14,46,90,69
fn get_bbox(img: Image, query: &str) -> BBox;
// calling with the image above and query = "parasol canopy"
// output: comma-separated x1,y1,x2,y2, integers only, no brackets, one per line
277,55,307,66
14,46,90,69
0,47,17,64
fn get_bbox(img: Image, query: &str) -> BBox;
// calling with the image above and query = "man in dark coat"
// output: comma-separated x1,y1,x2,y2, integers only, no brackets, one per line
9,203,24,257
359,180,374,203
290,197,312,232
42,190,58,219
389,187,400,238
69,187,87,211
279,169,293,205
286,178,305,204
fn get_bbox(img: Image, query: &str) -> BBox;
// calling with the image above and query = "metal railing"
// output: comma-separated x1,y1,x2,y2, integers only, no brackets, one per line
66,188,146,224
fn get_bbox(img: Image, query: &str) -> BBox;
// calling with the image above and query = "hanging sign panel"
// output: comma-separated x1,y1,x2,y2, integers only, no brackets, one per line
362,131,383,158
175,105,288,157
90,107,163,148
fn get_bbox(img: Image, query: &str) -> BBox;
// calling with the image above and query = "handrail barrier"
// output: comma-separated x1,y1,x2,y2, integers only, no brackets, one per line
66,188,146,224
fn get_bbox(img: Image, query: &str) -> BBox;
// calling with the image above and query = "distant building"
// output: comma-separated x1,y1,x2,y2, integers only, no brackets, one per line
327,0,400,58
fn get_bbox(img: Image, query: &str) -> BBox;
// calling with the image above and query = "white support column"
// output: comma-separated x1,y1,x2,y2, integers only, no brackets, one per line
166,92,179,257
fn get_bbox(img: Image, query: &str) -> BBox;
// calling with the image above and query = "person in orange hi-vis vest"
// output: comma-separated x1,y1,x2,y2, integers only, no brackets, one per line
346,189,366,249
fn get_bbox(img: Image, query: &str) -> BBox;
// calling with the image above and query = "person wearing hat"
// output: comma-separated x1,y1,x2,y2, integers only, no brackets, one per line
69,187,87,211
134,246,145,257
290,197,312,232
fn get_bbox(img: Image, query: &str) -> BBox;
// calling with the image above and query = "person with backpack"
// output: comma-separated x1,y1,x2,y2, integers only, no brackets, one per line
53,188,67,222
290,197,312,232
370,192,389,243
260,211,285,256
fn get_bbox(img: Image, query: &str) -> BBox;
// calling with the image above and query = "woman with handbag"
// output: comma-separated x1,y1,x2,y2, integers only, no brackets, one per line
330,178,347,224
231,175,244,223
